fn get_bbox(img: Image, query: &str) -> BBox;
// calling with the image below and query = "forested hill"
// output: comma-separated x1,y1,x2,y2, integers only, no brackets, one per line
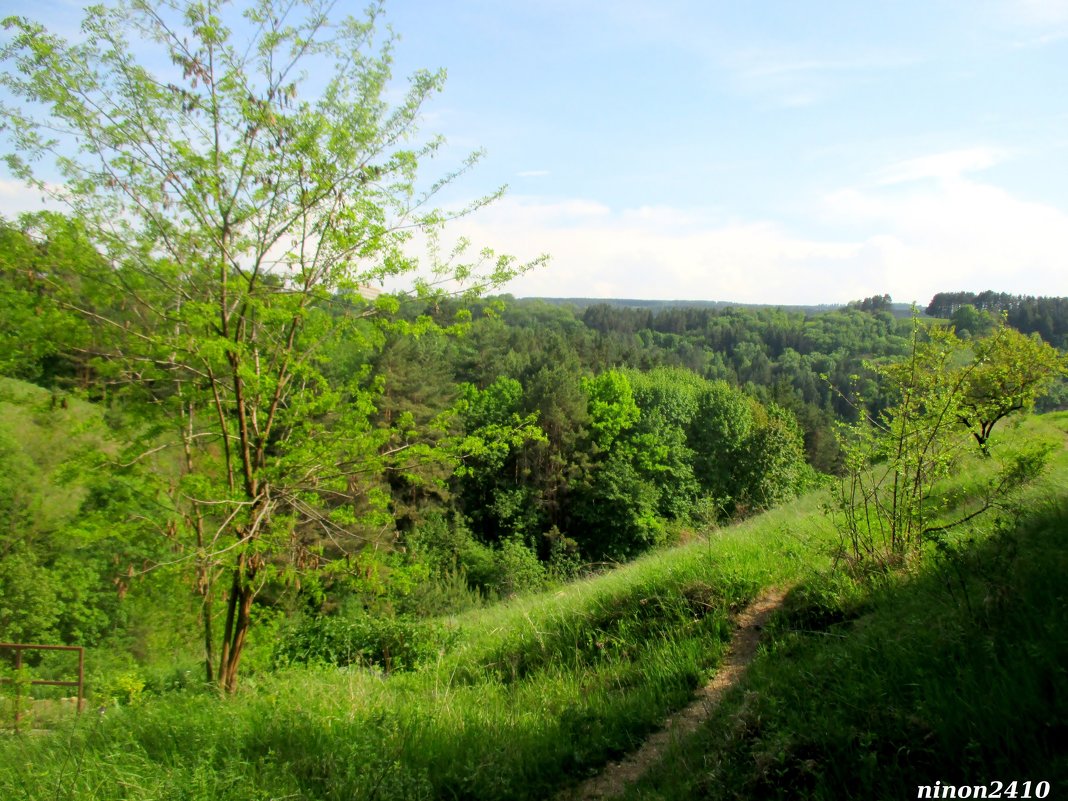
926,291,1068,346
521,291,1068,341
518,296,846,314
520,295,918,317
2,208,1066,692
408,293,1067,472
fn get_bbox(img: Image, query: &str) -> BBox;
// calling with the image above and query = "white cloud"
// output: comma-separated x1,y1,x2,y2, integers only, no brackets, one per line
876,147,1007,185
516,169,550,178
448,196,871,304
996,0,1068,45
723,47,921,108
1009,0,1068,25
0,179,61,219
823,171,1068,300
442,155,1068,305
7,161,1064,310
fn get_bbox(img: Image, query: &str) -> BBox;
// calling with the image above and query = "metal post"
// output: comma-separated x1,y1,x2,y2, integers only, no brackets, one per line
77,647,84,715
13,647,22,734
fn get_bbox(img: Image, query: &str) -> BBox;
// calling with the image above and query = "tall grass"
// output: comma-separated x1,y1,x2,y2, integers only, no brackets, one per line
0,475,837,800
622,413,1068,799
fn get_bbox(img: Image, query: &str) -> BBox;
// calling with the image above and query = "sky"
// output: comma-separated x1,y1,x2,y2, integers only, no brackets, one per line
2,0,1067,305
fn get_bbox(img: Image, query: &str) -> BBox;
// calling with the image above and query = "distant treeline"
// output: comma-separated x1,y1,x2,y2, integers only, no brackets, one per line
526,297,843,314
927,291,1068,347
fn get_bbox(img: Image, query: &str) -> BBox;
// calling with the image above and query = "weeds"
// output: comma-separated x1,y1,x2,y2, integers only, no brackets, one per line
3,416,1061,800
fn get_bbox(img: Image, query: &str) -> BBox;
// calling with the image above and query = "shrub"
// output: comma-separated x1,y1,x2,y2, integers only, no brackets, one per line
273,612,453,673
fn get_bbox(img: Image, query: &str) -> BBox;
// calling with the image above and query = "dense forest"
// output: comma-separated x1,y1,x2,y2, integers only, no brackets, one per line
927,291,1068,346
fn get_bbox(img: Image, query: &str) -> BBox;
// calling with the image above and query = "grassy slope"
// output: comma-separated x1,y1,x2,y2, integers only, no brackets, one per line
0,377,204,673
0,377,103,529
0,475,837,800
1,412,1065,800
624,412,1068,799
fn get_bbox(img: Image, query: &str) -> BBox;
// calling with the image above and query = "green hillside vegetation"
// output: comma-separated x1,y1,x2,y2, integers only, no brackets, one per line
624,413,1068,800
0,378,176,653
2,0,1068,796
1,415,1065,799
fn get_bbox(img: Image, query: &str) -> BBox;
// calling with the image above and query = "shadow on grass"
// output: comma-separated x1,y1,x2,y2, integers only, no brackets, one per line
626,498,1068,800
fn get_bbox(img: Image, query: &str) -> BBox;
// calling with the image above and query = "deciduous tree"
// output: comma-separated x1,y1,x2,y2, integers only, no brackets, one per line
832,320,1062,566
957,325,1067,454
0,0,537,690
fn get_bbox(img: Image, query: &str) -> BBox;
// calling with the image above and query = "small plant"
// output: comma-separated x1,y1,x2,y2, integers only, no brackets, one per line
96,669,146,708
0,662,34,731
830,319,1060,569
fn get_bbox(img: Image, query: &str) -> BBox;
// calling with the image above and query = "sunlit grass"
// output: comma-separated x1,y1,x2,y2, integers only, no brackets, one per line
621,412,1068,800
3,414,1062,800
0,452,839,799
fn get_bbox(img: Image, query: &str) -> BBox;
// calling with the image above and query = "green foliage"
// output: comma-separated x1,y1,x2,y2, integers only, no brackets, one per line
734,399,814,511
0,380,169,647
831,321,1060,565
0,214,94,384
402,513,545,606
957,323,1068,452
95,669,148,708
452,377,545,542
571,448,666,560
493,535,549,596
273,612,451,673
0,484,811,800
583,370,641,451
626,487,1068,800
1,0,537,690
929,290,1068,347
949,303,996,338
446,361,811,563
4,416,1063,799
0,551,61,645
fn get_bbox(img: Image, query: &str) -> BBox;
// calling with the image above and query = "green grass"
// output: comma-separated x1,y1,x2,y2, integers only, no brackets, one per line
2,413,1064,800
0,468,837,800
622,412,1068,800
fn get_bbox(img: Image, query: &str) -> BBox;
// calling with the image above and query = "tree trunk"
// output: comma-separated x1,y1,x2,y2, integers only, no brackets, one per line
201,580,215,684
217,555,255,693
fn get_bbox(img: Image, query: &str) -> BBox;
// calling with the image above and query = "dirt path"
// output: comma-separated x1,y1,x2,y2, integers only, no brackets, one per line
556,586,788,801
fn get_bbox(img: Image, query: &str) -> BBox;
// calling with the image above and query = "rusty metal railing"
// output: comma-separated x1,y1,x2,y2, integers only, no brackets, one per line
0,643,85,732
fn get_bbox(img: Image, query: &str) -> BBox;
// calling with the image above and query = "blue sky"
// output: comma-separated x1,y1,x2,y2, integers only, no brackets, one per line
381,0,1068,304
3,0,1067,304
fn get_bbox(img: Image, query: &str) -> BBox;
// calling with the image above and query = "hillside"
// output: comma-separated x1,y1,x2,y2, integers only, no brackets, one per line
2,413,1066,799
2,1,1067,797
519,296,918,318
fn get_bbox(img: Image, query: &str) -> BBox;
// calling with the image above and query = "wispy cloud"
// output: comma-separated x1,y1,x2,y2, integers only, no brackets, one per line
996,0,1068,45
876,147,1008,185
1008,0,1068,25
0,179,61,218
739,54,921,80
516,169,550,178
723,47,921,108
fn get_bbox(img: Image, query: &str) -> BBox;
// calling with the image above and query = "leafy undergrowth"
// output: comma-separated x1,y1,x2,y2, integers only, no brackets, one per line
623,413,1068,800
0,483,834,801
